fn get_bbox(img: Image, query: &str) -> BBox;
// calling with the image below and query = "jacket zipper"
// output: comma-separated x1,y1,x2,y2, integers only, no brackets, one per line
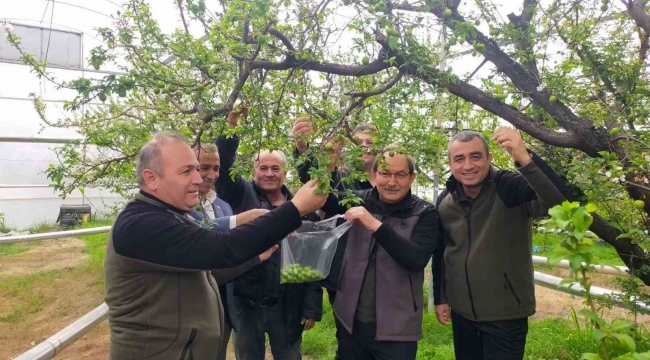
503,273,522,305
464,210,479,321
408,275,418,312
178,328,198,360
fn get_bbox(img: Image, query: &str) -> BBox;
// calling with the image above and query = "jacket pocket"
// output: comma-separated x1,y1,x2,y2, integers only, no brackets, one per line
408,275,418,312
503,273,522,305
178,328,198,360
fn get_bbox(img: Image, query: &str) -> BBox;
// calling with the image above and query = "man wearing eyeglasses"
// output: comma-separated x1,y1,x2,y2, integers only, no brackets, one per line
216,109,322,360
320,145,440,360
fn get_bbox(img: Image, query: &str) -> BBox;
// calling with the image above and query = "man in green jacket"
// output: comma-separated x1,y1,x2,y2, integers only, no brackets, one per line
432,128,567,360
104,132,326,360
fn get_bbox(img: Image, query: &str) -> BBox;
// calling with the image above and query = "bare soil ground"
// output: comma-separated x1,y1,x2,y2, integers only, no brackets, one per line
1,238,647,359
0,238,88,277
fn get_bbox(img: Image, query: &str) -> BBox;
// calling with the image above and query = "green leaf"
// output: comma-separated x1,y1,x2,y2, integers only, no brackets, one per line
580,354,602,360
569,255,584,271
387,36,398,49
610,319,632,332
613,333,636,352
581,354,602,360
593,328,606,341
585,203,597,213
548,206,570,223
578,309,604,327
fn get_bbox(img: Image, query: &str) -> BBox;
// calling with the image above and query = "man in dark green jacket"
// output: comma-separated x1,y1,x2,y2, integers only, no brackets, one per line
104,132,326,360
432,128,567,360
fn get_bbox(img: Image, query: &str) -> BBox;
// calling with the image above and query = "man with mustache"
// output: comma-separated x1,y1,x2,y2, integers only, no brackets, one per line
216,110,323,360
320,145,440,360
432,129,567,360
292,118,378,360
188,143,270,360
104,132,326,360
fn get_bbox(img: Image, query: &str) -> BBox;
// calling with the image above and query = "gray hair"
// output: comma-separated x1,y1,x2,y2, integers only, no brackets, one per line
352,123,377,135
372,144,415,174
192,143,218,156
137,132,188,187
253,150,287,167
448,130,490,158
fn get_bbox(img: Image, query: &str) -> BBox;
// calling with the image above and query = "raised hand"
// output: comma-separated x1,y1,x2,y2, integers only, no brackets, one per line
291,180,328,216
227,107,249,129
493,127,532,166
292,117,313,154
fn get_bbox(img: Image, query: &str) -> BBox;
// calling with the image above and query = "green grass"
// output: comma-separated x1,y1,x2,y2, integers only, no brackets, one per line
533,231,624,266
23,220,63,234
77,219,114,289
0,220,113,324
0,243,33,257
302,299,601,360
0,270,63,323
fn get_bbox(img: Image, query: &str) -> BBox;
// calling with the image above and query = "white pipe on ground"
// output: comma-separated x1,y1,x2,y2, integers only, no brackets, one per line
0,226,111,245
534,271,650,314
12,303,108,360
533,255,628,276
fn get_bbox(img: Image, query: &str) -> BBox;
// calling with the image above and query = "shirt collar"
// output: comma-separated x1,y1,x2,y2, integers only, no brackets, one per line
203,190,217,204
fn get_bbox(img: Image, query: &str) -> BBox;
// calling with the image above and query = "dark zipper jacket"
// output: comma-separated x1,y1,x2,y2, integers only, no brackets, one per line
323,188,440,341
104,192,303,360
216,135,323,345
432,152,568,322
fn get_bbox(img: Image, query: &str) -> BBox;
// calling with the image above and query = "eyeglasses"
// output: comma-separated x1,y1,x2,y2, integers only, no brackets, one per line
377,171,410,180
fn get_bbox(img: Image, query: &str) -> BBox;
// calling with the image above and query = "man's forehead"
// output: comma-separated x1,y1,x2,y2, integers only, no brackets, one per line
450,138,486,156
195,151,220,165
379,155,409,171
355,133,373,139
163,142,199,168
256,153,284,166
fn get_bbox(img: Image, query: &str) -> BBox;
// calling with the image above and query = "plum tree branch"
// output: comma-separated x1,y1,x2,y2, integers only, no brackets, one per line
393,3,584,133
268,27,296,52
169,97,198,114
624,0,650,35
176,0,191,34
346,69,404,97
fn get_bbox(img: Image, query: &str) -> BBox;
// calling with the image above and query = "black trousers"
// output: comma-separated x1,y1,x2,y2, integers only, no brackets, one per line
451,311,528,360
338,319,417,360
327,289,342,360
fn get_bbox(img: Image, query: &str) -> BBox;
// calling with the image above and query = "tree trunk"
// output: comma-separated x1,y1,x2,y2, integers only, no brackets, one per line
590,214,650,284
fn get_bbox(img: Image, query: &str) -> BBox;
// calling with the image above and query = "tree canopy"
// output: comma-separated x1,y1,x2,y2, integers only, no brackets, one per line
6,0,650,282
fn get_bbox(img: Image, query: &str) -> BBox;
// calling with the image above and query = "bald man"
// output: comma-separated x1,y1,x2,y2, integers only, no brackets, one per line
216,110,323,360
104,132,326,360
